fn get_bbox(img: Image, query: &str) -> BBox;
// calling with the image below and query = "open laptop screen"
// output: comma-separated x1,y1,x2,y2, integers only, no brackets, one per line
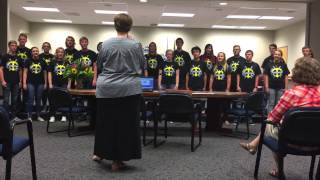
140,77,154,91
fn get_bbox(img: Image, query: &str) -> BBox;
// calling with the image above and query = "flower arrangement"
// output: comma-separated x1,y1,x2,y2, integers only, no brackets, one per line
64,58,94,86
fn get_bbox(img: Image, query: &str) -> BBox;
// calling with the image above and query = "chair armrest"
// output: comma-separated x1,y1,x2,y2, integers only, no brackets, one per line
10,118,32,129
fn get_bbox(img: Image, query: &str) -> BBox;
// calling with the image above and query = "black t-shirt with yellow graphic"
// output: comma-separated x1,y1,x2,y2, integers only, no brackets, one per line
74,49,97,67
264,60,290,89
25,58,47,84
39,53,54,66
212,64,231,91
173,50,191,88
48,60,69,87
0,54,23,84
188,60,207,91
160,61,179,86
145,54,163,78
17,46,31,64
227,55,246,91
238,61,261,93
64,48,78,64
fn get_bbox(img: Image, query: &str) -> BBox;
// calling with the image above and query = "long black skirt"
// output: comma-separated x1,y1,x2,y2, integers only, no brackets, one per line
94,94,142,161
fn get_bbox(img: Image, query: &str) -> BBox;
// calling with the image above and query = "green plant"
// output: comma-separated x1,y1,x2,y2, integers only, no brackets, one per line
63,58,94,81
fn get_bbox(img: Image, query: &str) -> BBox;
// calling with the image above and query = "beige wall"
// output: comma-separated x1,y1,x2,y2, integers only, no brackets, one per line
28,22,274,65
8,13,30,43
274,20,306,71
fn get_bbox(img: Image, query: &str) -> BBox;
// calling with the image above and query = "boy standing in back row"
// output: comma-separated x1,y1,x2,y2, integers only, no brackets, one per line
173,38,191,90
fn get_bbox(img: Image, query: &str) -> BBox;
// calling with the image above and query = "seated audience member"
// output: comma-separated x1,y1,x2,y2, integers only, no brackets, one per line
186,46,207,91
158,49,179,90
48,47,71,122
227,45,246,92
23,47,47,121
74,36,97,88
209,52,231,92
264,50,290,113
144,42,164,89
302,46,313,58
237,50,261,93
173,38,191,89
0,40,23,116
240,57,320,178
200,44,216,90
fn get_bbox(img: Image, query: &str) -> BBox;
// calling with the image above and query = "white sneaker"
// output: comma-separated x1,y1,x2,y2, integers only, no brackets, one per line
37,116,45,122
61,116,67,122
49,116,55,123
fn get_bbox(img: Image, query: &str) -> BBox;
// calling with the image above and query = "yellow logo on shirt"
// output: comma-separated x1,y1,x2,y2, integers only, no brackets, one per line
190,65,202,77
215,69,225,80
17,52,28,60
164,65,175,77
230,61,240,72
55,64,66,76
30,63,42,74
174,55,185,67
6,60,19,72
271,66,283,79
65,54,74,63
242,67,255,79
43,58,51,65
148,59,158,69
80,55,92,66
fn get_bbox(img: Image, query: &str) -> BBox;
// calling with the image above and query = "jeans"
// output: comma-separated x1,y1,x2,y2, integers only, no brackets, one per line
27,83,44,117
2,83,19,114
267,88,284,113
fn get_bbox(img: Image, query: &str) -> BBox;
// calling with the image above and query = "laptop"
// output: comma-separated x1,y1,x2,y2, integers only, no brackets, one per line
140,77,154,91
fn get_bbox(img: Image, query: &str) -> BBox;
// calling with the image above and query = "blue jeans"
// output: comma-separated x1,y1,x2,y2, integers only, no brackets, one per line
27,84,44,117
2,83,19,114
267,88,284,113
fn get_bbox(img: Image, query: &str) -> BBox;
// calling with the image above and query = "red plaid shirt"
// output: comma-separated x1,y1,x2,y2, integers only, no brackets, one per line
268,84,320,123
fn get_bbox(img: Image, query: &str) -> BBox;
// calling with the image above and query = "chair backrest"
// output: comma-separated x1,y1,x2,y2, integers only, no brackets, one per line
0,106,12,157
159,93,194,115
279,107,320,147
49,88,73,110
245,92,265,113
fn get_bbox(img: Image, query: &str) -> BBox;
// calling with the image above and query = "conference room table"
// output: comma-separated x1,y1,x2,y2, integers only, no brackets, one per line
68,89,247,132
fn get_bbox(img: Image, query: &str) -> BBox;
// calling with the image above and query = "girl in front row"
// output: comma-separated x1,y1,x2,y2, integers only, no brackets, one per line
209,52,231,92
48,47,71,122
23,47,47,121
158,49,179,90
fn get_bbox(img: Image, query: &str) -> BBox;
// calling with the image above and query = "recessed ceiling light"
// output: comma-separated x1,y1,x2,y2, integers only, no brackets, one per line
226,15,260,19
239,26,266,30
43,19,72,23
162,13,194,18
219,2,228,6
157,23,185,27
94,10,128,14
102,21,114,25
212,25,237,29
23,7,59,12
140,0,148,2
259,16,293,20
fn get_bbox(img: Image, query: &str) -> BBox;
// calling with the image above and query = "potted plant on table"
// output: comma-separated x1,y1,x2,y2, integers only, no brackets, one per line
64,58,94,89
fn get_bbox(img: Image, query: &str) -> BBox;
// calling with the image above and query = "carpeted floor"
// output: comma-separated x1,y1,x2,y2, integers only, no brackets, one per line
0,121,317,180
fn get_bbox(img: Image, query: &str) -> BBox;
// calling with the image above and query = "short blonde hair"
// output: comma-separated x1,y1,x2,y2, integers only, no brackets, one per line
292,57,320,86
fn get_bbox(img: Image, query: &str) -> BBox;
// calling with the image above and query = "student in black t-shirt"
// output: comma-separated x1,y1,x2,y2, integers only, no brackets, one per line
200,44,217,90
75,36,97,88
227,45,246,92
158,49,179,90
39,42,54,111
144,42,163,89
261,43,277,70
23,47,47,121
64,36,78,64
48,47,70,122
209,52,231,92
186,46,207,91
264,50,290,113
237,50,261,93
173,38,191,90
0,40,23,115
